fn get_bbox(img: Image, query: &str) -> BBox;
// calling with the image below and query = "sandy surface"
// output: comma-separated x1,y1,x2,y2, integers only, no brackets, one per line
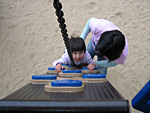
0,0,150,112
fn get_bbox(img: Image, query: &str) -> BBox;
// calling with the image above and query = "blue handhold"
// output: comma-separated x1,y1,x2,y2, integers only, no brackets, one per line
48,67,55,70
68,65,77,67
63,70,82,73
82,67,98,70
32,74,57,80
48,67,65,70
132,80,150,113
51,79,82,87
82,74,106,79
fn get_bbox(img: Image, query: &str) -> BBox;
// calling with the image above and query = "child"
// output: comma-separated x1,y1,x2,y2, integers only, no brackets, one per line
53,37,96,72
80,17,128,74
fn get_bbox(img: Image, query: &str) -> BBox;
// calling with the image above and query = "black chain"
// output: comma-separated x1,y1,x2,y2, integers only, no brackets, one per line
53,0,75,66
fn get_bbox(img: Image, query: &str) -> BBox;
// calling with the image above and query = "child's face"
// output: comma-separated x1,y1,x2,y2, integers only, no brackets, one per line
72,50,84,62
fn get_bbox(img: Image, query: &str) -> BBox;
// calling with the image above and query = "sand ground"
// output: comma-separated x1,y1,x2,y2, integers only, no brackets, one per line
0,0,150,113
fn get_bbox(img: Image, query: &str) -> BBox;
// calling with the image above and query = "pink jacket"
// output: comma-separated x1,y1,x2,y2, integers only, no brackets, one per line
85,18,128,65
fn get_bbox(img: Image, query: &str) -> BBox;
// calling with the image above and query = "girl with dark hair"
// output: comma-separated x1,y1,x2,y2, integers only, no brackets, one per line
53,37,96,72
80,17,128,74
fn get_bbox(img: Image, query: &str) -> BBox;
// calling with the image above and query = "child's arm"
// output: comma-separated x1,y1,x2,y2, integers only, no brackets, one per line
53,59,63,67
95,60,118,67
87,63,96,72
55,63,63,72
80,18,92,40
53,51,69,71
85,51,97,72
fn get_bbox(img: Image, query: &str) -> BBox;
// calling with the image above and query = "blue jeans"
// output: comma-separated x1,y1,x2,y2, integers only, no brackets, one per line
87,39,108,74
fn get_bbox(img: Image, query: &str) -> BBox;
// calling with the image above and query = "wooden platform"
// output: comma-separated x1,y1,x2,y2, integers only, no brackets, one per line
59,72,83,77
45,83,85,92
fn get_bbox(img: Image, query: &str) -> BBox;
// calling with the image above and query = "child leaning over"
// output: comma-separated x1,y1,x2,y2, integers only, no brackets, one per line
53,37,96,72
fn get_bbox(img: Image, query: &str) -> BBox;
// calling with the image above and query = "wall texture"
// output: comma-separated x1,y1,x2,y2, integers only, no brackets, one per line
0,0,150,113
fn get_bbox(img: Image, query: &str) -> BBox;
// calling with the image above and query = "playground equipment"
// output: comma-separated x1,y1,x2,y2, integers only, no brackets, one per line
31,66,107,85
0,0,130,112
45,79,85,92
132,80,150,113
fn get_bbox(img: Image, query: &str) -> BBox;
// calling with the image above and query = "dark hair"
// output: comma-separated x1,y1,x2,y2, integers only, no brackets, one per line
69,37,86,52
95,30,125,61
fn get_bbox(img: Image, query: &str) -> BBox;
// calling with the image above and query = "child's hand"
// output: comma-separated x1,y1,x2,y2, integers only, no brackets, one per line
87,63,96,73
55,63,63,73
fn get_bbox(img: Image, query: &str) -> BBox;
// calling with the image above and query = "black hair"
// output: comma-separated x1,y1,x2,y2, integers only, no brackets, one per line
69,37,86,53
95,30,125,61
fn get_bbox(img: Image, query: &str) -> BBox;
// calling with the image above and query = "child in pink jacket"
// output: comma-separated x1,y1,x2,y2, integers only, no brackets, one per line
80,17,128,74
53,37,96,72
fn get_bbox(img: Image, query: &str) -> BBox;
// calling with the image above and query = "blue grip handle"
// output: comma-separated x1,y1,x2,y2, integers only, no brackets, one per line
51,79,82,87
48,67,65,70
82,67,98,70
32,74,57,80
63,70,82,73
82,74,106,79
